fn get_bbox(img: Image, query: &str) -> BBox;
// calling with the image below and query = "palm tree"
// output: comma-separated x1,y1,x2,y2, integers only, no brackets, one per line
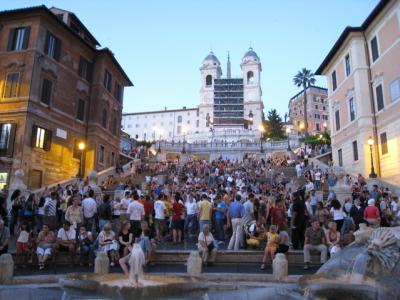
293,68,316,136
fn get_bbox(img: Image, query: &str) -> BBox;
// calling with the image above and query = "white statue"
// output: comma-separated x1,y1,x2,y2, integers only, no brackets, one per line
129,242,146,287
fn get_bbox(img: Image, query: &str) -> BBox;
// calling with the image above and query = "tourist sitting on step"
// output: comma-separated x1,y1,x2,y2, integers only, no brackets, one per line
303,219,327,270
97,223,119,267
53,221,77,264
260,224,279,270
15,221,34,266
244,217,265,249
77,225,94,267
36,223,55,270
197,224,217,266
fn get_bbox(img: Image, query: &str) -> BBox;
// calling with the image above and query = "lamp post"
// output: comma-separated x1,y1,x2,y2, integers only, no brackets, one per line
299,122,306,156
77,141,85,179
368,136,377,178
258,124,265,153
323,122,328,132
182,126,187,154
286,127,291,151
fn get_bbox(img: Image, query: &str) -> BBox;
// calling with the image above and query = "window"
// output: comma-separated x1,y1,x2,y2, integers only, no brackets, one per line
112,118,117,135
41,78,53,105
7,27,30,51
349,97,356,121
0,123,16,157
78,57,92,82
44,31,61,60
323,106,326,111
338,149,343,167
345,54,351,76
205,75,212,86
177,116,182,123
371,36,379,62
380,132,388,155
101,109,108,128
247,71,254,84
76,99,85,121
103,70,112,91
3,72,19,98
335,110,340,131
375,84,384,111
111,152,115,166
31,125,51,151
114,83,122,102
99,145,105,164
316,123,320,131
315,105,318,109
352,140,358,161
332,71,337,91
390,78,400,102
196,120,199,127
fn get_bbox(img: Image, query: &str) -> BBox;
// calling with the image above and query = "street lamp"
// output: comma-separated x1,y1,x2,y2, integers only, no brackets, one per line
258,124,265,153
77,141,86,179
323,122,328,132
368,136,377,178
299,122,306,155
286,127,291,151
182,126,187,154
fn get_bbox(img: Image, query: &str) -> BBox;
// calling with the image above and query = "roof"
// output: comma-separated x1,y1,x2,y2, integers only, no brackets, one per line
290,85,328,101
123,107,198,116
203,51,220,64
315,0,391,75
97,48,133,86
243,47,259,59
0,5,132,86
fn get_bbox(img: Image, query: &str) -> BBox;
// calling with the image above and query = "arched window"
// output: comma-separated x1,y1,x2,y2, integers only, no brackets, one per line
101,109,108,128
206,75,212,86
247,71,254,84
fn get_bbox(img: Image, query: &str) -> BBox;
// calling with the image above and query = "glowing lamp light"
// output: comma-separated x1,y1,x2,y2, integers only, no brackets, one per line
78,142,86,151
368,136,374,146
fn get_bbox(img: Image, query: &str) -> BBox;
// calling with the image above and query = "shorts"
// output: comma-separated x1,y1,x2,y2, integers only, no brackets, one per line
16,242,29,252
171,220,183,230
155,219,166,232
37,246,52,256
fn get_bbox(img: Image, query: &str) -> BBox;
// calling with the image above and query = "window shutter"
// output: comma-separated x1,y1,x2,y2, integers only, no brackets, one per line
44,129,52,151
6,124,17,157
22,26,30,49
31,125,38,148
7,28,16,51
87,62,93,82
44,31,50,55
54,38,62,61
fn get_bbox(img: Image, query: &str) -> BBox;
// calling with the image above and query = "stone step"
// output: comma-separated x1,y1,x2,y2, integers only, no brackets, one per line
153,250,322,266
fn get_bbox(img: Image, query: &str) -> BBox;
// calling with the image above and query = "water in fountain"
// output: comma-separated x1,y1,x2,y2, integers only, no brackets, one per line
349,250,369,284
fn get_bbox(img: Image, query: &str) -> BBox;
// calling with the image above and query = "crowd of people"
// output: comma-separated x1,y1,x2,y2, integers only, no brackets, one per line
0,152,399,272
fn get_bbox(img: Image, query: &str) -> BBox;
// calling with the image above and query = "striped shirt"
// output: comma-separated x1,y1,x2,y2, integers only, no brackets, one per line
44,197,57,216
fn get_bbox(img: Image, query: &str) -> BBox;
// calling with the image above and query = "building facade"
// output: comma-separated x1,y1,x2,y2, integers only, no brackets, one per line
0,6,132,189
122,48,264,142
315,0,400,185
288,86,329,135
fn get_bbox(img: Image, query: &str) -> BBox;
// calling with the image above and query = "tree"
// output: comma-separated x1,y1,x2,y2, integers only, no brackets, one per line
264,109,285,140
293,68,316,136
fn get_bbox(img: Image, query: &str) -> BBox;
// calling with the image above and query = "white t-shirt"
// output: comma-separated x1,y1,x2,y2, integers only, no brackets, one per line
82,197,97,218
185,201,198,215
113,201,122,216
17,230,30,243
198,232,214,246
121,197,131,213
331,207,346,221
315,172,321,181
127,201,145,221
57,227,76,241
154,200,166,220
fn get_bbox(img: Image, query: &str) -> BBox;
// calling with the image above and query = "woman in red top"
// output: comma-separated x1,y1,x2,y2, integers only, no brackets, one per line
363,199,380,228
171,195,186,243
270,198,287,228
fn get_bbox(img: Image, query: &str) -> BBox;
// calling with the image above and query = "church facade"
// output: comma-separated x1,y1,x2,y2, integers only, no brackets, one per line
122,48,264,142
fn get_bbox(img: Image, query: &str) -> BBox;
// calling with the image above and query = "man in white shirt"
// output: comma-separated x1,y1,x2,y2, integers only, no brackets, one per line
314,169,322,191
127,194,145,235
53,221,76,260
154,194,166,240
185,194,199,236
82,190,97,232
120,191,131,218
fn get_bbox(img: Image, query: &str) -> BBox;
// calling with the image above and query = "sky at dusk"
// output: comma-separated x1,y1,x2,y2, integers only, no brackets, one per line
3,0,379,117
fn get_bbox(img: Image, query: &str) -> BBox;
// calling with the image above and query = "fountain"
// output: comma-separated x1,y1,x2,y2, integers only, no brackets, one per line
4,226,400,299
